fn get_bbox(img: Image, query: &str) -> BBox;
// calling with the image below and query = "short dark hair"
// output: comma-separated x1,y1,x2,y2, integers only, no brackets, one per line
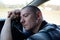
21,5,41,14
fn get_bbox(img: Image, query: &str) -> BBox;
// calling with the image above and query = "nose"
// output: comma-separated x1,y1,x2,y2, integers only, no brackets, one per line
20,17,25,24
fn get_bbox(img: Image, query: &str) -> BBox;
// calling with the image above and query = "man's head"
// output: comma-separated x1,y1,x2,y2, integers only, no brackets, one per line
20,5,43,32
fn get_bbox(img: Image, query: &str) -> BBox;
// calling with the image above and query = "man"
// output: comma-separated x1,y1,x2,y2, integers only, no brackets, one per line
1,5,60,40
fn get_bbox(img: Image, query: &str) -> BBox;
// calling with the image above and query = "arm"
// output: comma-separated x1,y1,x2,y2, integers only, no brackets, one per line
1,10,20,40
1,11,14,40
1,18,12,40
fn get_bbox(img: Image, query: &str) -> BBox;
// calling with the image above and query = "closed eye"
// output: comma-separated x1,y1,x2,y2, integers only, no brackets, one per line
23,13,30,17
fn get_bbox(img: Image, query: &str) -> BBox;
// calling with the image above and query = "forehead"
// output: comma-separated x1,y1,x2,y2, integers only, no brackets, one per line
21,8,34,15
21,8,32,12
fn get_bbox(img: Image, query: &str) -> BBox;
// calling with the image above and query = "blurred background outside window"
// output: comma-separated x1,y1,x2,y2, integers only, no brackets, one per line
0,0,60,25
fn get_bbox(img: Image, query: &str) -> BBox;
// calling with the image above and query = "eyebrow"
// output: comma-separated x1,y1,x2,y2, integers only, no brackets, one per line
23,13,30,16
20,11,32,17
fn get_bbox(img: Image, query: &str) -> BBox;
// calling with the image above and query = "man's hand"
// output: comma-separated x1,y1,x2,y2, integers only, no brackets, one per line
8,9,20,20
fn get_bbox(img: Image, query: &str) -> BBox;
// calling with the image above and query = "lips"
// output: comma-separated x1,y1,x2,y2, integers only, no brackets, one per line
22,23,28,28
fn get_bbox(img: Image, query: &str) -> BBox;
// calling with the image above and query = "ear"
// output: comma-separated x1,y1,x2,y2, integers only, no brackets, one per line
36,11,42,20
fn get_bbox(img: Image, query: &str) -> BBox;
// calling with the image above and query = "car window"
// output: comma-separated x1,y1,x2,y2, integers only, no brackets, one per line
38,0,60,25
0,0,33,19
0,0,60,25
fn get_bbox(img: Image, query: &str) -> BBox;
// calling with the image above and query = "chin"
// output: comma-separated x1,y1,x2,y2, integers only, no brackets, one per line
25,28,30,31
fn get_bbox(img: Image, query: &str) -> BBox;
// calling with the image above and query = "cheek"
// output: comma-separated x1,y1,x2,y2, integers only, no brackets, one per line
25,17,32,26
26,16,36,28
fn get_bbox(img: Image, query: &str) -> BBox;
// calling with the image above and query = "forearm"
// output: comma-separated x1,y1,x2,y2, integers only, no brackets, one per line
1,18,12,40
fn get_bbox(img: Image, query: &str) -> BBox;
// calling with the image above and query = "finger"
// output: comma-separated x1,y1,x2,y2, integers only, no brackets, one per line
14,9,20,15
8,11,12,18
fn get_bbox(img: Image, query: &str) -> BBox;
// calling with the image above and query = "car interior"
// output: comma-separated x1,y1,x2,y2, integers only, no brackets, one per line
0,0,60,40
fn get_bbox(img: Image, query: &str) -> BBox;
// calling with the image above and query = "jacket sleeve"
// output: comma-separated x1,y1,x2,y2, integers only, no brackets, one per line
26,32,51,40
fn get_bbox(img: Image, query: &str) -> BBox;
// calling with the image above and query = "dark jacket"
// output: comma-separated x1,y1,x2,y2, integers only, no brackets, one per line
26,21,60,40
11,21,60,40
